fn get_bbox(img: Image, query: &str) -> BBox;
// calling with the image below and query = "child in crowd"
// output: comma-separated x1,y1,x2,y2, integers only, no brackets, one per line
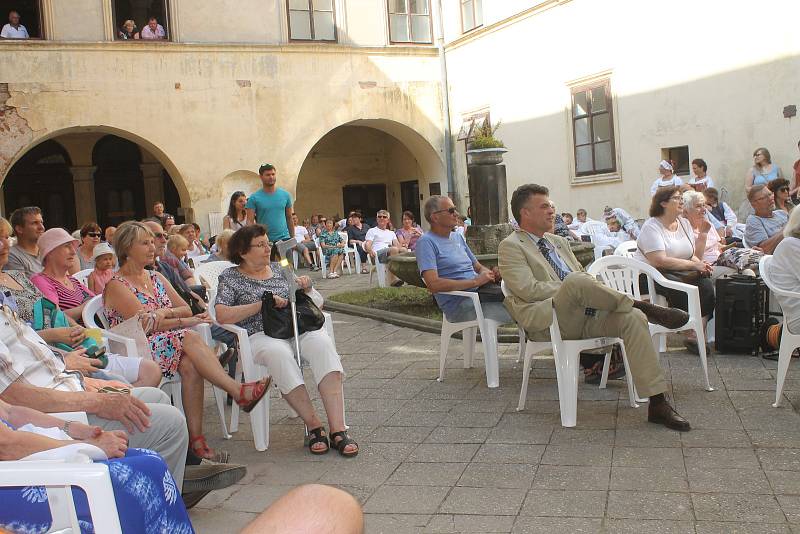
164,234,196,283
454,215,467,236
87,242,116,295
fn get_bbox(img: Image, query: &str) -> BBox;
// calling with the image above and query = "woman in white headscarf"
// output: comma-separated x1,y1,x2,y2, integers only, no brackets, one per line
650,160,684,196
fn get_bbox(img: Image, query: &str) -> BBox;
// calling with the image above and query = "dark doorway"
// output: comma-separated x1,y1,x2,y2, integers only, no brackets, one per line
0,0,42,38
400,180,420,223
342,184,386,227
3,140,76,230
93,135,146,228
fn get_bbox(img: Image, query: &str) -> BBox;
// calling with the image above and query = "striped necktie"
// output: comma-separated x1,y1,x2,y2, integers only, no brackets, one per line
537,238,569,281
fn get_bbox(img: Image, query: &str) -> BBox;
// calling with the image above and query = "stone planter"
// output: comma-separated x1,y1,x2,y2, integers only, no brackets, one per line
387,241,594,289
466,147,507,165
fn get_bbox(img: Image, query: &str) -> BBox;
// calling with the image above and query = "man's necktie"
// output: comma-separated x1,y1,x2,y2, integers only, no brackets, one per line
537,239,569,281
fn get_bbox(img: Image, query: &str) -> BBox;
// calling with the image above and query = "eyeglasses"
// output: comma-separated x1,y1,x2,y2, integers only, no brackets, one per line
669,195,683,202
86,232,101,238
377,215,389,219
250,242,271,249
153,232,166,239
779,187,790,192
755,194,773,202
433,207,458,215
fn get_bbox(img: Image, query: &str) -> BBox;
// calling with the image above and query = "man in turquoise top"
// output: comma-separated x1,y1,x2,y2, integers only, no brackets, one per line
246,163,294,259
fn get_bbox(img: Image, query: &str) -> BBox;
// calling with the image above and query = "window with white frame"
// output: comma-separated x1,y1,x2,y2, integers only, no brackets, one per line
387,0,431,44
288,0,336,41
571,80,616,177
461,0,482,33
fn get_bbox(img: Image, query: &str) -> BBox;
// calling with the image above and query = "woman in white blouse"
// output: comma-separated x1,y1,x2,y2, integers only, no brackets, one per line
636,186,714,354
770,208,800,336
649,160,684,196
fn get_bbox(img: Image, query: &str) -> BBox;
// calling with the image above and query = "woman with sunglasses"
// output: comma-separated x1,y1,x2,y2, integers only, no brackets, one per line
746,147,783,193
76,222,102,269
768,178,795,215
223,191,248,231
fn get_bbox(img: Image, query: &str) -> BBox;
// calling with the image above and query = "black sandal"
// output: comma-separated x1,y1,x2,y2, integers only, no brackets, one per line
308,426,329,455
329,430,359,458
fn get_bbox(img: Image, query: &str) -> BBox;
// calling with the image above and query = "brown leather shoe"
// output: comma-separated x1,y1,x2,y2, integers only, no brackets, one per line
648,400,691,432
633,300,690,330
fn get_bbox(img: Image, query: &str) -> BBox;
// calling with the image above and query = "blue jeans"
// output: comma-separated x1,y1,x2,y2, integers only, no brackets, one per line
447,298,512,324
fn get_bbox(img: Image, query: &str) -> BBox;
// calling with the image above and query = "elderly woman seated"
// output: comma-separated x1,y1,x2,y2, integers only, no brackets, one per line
214,224,358,457
769,208,800,344
0,398,193,533
636,186,715,354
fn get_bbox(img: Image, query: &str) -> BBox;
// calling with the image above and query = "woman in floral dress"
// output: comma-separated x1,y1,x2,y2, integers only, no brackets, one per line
104,222,270,461
319,218,345,278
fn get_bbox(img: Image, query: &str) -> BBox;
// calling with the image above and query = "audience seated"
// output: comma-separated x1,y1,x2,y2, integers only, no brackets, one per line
204,229,233,263
747,147,783,193
603,205,640,238
117,18,139,40
745,184,788,253
308,214,324,238
768,178,796,214
687,158,714,191
702,187,740,241
1,10,29,39
105,225,117,245
179,223,208,259
214,224,357,457
153,201,172,228
635,186,714,355
417,196,511,325
365,210,407,286
0,398,196,533
103,222,270,461
770,208,800,338
319,217,346,278
223,191,248,231
76,222,102,270
682,190,740,280
165,234,197,284
292,213,319,270
650,160,684,195
140,16,166,40
346,212,371,274
499,184,691,430
5,207,44,276
395,210,424,251
164,214,176,233
87,242,116,294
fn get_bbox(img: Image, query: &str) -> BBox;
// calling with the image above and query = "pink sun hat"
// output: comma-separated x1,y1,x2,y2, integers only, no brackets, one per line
38,228,79,261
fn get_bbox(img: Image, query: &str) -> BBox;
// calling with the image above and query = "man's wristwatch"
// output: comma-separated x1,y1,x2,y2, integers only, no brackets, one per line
63,420,72,437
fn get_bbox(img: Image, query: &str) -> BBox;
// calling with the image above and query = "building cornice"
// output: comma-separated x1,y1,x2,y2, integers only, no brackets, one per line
445,0,572,52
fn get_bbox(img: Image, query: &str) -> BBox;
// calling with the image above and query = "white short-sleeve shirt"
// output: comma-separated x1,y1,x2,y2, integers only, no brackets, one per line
365,227,396,252
635,216,695,263
1,23,29,38
294,225,309,242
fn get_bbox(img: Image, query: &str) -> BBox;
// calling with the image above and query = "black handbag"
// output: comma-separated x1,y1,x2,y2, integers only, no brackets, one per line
261,290,325,340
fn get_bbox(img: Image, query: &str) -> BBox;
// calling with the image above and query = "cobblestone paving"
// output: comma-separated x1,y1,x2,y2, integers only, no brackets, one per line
189,270,800,533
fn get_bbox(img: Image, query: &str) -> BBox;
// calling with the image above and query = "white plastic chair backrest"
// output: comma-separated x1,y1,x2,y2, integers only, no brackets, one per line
581,221,606,237
82,295,110,329
74,268,93,287
193,260,235,290
759,255,800,335
188,254,211,269
614,240,637,258
587,255,659,301
338,231,349,246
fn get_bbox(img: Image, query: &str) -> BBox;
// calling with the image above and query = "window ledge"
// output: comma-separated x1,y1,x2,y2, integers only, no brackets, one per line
570,173,621,186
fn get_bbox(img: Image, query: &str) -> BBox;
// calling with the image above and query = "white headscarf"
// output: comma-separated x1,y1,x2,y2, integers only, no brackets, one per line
659,160,674,172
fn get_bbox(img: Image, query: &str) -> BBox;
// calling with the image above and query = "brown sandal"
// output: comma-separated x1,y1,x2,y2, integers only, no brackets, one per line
237,376,272,413
189,435,231,463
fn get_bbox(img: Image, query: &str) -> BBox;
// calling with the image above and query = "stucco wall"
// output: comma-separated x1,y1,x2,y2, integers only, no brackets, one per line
0,42,444,233
50,0,106,41
443,0,800,219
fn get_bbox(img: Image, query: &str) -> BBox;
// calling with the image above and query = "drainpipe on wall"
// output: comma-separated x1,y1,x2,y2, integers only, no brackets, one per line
434,0,456,200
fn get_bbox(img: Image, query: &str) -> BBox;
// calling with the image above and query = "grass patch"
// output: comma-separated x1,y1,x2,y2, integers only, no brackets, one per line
328,286,442,321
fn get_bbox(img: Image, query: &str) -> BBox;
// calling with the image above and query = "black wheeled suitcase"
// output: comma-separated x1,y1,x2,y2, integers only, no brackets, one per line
714,275,768,355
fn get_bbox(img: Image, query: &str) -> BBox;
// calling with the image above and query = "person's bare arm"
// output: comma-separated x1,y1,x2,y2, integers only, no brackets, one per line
215,301,262,325
644,250,709,273
285,207,295,239
223,216,232,230
422,269,493,294
364,240,374,255
756,232,784,254
246,208,256,226
745,170,755,192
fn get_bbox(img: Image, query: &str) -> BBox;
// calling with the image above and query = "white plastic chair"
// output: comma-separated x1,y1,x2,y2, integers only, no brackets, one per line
74,268,94,288
367,253,388,288
759,255,800,408
581,221,612,260
343,238,364,274
587,255,714,392
338,232,353,275
82,295,232,439
187,254,211,269
193,260,235,305
500,282,639,426
614,240,637,258
0,458,122,534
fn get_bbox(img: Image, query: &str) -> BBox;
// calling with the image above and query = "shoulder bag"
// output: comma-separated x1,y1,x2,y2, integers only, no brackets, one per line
261,289,325,340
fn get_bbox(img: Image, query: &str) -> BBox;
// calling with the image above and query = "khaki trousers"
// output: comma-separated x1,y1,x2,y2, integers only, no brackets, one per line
552,273,667,398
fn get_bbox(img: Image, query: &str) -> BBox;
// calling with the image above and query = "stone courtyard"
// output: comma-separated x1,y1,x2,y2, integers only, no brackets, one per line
188,273,800,533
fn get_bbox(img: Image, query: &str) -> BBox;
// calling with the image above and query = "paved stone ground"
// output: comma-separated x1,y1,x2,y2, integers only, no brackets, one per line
188,270,800,533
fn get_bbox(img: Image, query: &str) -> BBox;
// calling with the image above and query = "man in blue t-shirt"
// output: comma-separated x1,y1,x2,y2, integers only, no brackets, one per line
416,195,511,325
246,163,294,259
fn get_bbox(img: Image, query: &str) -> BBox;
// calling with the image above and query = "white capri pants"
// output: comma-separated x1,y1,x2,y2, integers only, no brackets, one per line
249,328,344,394
104,354,142,383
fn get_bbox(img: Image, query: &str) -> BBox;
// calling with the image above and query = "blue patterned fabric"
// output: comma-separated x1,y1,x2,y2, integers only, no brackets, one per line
0,419,193,534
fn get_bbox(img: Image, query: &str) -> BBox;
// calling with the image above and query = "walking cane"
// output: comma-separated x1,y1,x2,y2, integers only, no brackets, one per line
276,239,309,445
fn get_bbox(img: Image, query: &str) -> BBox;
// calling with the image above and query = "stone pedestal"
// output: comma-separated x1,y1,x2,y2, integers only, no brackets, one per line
464,223,514,255
70,165,97,225
140,163,165,216
467,163,508,226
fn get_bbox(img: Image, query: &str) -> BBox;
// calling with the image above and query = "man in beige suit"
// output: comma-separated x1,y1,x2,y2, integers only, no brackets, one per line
499,184,692,431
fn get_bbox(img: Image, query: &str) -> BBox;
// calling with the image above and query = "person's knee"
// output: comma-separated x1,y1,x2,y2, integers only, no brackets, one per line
148,403,189,444
178,357,200,380
139,359,163,387
131,386,171,405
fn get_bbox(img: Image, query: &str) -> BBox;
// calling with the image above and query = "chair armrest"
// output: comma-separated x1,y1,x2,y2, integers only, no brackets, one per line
436,291,485,322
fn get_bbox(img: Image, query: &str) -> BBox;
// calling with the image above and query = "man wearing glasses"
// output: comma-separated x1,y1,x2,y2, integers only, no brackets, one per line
365,210,406,286
416,196,510,325
246,163,294,261
745,184,788,254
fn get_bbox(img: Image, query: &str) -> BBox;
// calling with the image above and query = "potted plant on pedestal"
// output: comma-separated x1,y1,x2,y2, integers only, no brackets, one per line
466,121,507,165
